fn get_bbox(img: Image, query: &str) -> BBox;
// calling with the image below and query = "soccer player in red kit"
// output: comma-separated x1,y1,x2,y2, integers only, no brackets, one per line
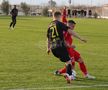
55,20,95,79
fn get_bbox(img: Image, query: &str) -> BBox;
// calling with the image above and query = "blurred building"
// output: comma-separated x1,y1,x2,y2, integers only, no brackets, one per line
29,5,42,16
62,5,108,18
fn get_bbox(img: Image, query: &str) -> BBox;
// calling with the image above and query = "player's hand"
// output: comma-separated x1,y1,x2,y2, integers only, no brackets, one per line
81,39,87,43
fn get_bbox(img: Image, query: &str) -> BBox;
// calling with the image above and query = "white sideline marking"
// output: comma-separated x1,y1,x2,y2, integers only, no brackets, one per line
82,52,108,57
9,84,108,90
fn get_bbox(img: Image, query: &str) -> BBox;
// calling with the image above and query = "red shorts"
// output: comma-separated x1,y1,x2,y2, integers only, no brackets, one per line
67,47,80,61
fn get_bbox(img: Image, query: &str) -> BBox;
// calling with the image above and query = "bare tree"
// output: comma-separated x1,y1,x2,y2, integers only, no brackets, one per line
42,7,49,16
48,0,56,8
1,0,10,15
21,2,30,16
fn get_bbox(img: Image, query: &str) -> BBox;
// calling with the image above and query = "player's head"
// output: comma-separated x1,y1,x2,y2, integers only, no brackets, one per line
67,20,76,30
53,11,61,21
14,5,16,8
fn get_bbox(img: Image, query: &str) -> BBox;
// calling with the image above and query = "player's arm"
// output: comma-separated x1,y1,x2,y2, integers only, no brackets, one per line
64,40,76,48
10,10,12,15
68,29,87,43
47,28,52,54
47,38,51,54
61,23,87,43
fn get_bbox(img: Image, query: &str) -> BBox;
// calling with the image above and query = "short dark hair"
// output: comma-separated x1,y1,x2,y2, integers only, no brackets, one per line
14,5,16,7
68,20,76,24
54,11,61,17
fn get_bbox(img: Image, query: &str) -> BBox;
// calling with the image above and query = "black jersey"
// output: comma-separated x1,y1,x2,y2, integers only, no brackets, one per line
11,8,18,17
47,20,69,49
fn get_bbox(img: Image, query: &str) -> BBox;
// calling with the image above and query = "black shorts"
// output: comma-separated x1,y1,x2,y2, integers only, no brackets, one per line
12,16,16,22
51,46,70,62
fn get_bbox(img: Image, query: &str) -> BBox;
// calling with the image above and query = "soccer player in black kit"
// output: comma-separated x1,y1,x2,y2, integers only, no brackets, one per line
9,5,18,30
47,11,86,84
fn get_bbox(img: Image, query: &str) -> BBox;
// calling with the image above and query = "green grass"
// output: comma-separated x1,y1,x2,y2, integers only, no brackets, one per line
0,16,108,90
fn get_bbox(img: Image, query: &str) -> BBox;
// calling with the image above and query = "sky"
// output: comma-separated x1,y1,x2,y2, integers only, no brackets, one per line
0,0,108,6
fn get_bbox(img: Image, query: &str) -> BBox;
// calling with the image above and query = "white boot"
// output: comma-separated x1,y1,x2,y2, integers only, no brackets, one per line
72,69,77,78
85,74,96,79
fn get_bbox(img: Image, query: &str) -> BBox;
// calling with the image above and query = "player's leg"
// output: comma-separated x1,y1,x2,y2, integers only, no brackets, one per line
77,57,95,79
52,46,73,83
55,47,75,75
9,17,14,28
74,50,95,79
63,59,76,82
55,60,75,75
54,61,74,82
59,47,73,76
71,60,77,77
13,17,16,28
54,61,76,77
9,20,13,28
72,60,75,69
54,48,76,80
77,57,88,76
74,50,88,76
65,60,72,76
56,66,66,75
66,48,76,78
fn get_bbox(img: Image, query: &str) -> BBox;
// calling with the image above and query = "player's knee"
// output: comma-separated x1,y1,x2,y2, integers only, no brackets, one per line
14,22,16,24
78,57,84,63
66,60,72,65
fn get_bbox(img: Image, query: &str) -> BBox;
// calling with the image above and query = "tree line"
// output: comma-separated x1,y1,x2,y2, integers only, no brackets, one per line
1,0,31,15
0,0,57,16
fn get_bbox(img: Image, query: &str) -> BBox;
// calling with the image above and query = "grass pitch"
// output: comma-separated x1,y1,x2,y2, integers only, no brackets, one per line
0,16,108,90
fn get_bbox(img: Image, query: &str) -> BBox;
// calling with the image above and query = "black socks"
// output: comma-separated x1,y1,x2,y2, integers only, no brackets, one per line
66,64,72,75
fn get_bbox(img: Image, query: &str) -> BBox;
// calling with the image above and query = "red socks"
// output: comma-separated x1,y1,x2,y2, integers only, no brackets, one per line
79,62,88,76
59,66,66,74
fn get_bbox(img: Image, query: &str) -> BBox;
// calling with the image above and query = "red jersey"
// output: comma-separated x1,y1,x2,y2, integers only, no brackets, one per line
62,7,72,45
61,7,80,61
64,31,73,45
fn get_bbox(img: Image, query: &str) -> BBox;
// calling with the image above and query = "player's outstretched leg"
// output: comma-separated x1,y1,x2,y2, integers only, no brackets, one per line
9,17,14,30
9,22,13,29
55,66,66,75
13,18,16,28
77,57,95,79
13,22,16,29
54,60,76,79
